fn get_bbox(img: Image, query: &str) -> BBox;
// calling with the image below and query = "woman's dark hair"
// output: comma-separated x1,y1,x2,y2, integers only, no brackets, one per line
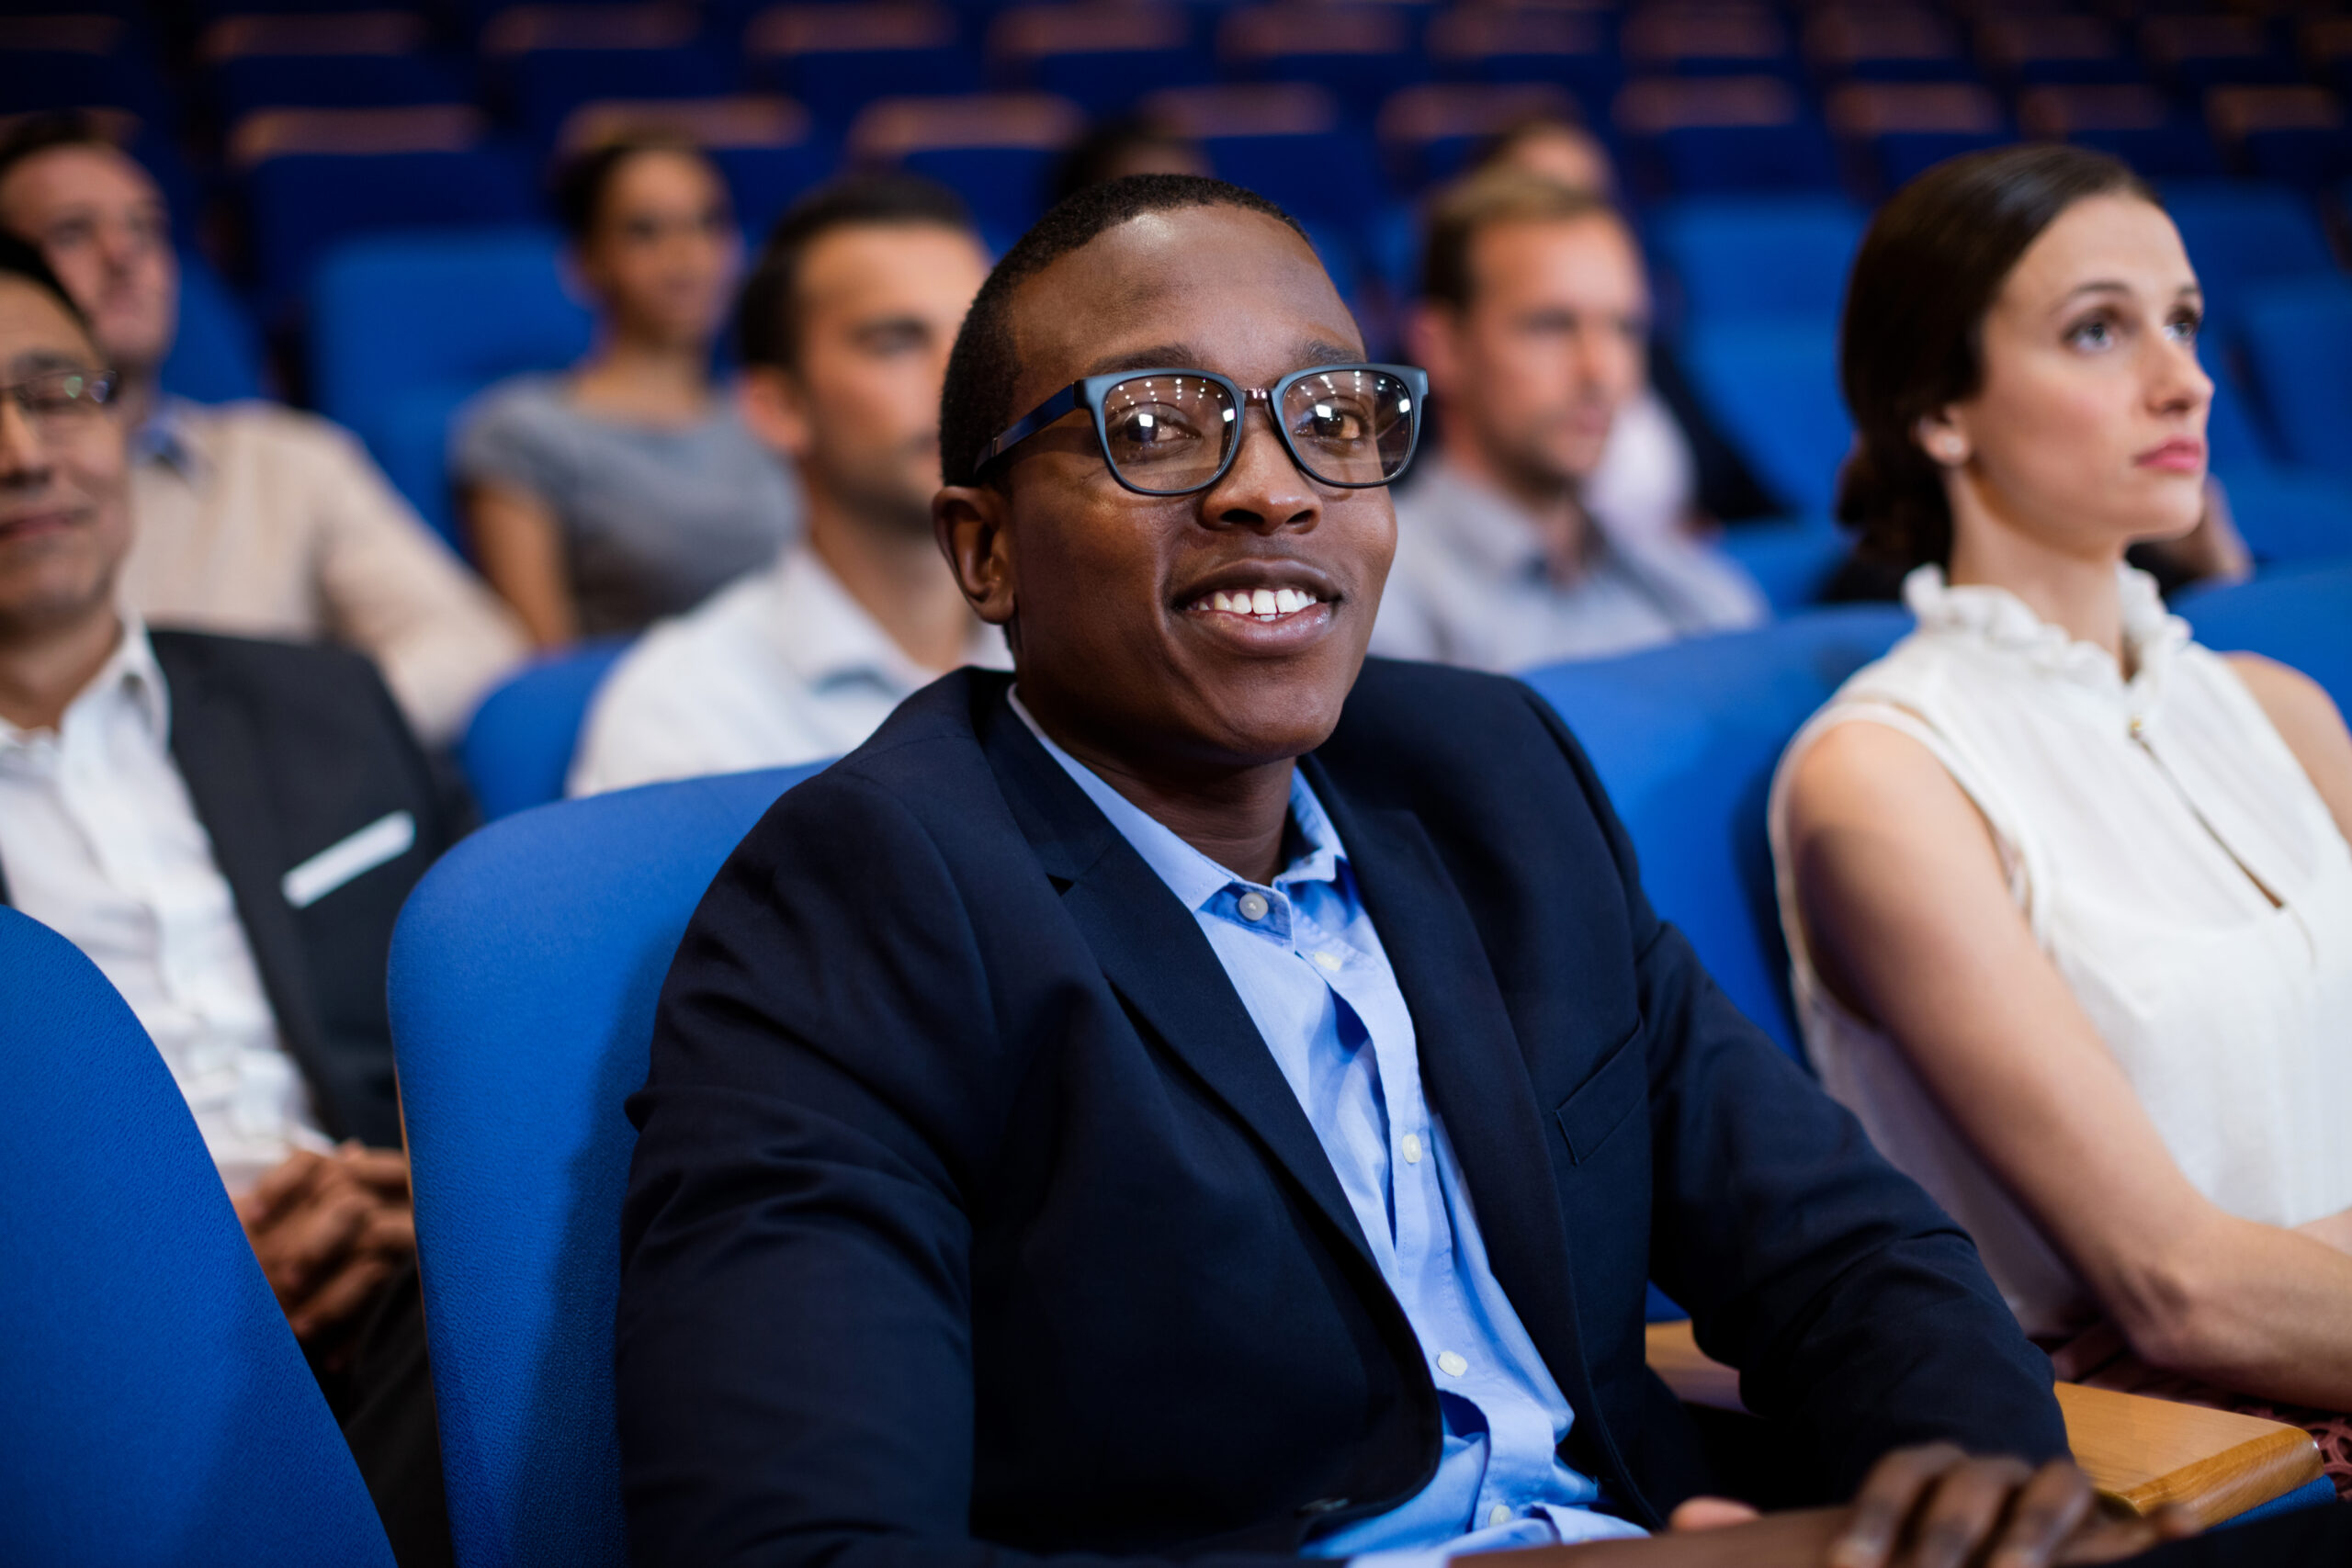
550,132,720,243
1837,143,2157,572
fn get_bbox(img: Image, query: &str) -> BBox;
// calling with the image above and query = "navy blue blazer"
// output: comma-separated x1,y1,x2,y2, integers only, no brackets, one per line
618,661,2065,1568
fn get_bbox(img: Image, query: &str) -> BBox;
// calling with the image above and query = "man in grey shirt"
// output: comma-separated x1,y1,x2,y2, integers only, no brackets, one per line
1372,171,1764,672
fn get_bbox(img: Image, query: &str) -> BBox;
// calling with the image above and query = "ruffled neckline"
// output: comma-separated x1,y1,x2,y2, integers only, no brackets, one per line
1902,563,2188,716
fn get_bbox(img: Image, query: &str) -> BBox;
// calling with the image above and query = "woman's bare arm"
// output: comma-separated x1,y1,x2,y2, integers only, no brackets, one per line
1782,718,2352,1408
463,480,579,649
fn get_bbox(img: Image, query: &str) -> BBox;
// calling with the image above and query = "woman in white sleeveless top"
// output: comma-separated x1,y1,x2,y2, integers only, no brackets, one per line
1770,145,2352,1489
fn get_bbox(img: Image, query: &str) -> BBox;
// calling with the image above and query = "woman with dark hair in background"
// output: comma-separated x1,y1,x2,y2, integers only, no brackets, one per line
1770,144,2352,1489
454,133,801,647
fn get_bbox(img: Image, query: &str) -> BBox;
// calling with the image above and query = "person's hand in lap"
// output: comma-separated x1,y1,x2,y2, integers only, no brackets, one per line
234,1141,415,1353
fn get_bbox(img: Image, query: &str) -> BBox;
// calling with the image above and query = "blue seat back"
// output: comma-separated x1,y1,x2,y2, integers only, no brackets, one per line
1648,195,1866,331
1679,321,1852,515
389,765,826,1568
0,908,396,1568
2164,182,2335,329
245,146,538,309
459,639,632,820
2178,560,2352,712
1521,607,1915,1055
310,228,592,483
2216,468,2352,568
160,250,267,404
2239,276,2352,482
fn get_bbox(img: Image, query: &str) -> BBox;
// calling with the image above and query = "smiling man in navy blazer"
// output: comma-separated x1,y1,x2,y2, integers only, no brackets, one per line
617,177,2137,1568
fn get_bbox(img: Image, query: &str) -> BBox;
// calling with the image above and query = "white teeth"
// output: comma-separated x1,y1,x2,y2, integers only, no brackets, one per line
1280,588,1306,613
1251,588,1277,615
1212,591,1235,612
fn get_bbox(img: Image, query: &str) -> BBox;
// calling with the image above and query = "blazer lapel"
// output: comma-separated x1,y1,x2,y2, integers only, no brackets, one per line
157,641,341,1135
1306,766,1604,1440
979,693,1381,1278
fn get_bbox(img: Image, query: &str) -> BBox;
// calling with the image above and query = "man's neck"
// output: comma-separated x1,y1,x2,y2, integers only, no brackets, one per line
0,604,125,734
1440,434,1596,583
806,496,977,675
1018,684,1297,886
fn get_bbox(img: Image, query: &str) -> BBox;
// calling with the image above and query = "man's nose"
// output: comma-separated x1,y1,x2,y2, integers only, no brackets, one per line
0,399,52,485
1201,403,1319,534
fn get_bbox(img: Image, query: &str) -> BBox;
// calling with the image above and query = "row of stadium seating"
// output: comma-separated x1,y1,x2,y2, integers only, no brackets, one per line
17,558,2348,1564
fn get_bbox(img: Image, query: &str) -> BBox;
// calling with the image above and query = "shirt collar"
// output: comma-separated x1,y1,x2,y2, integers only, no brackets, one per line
765,540,1007,691
131,393,203,476
1007,688,1348,916
1401,455,1568,583
0,612,169,751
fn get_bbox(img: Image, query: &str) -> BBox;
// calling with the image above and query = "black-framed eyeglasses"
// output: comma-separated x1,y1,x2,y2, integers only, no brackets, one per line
2,367,118,430
977,363,1428,497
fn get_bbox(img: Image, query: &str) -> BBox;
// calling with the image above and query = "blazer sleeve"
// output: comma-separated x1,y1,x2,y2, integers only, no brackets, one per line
616,770,1305,1568
1515,688,2070,1495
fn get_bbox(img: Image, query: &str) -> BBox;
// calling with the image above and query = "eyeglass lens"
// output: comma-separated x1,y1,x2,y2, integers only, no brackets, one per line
8,370,113,426
1099,369,1414,495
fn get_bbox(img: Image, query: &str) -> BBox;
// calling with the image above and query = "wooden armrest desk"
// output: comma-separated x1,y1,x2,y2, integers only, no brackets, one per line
1645,1321,2324,1529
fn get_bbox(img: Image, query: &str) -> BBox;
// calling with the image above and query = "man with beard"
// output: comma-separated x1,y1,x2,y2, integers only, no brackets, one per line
567,175,1002,795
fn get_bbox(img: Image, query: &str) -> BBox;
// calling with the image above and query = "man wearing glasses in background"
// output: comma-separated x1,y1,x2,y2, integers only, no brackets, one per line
616,176,2198,1568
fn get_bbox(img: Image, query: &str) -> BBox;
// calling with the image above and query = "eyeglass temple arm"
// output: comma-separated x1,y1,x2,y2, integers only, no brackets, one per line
980,383,1084,468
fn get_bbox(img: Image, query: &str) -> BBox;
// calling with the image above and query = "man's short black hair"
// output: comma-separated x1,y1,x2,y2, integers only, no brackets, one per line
734,172,976,373
0,110,119,199
0,230,94,339
937,173,1310,488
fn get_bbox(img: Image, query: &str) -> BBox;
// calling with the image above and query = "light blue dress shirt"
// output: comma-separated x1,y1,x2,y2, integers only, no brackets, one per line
1011,696,1648,1565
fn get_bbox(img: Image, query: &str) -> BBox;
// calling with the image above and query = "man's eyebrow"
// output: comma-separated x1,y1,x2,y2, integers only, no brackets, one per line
1080,344,1202,377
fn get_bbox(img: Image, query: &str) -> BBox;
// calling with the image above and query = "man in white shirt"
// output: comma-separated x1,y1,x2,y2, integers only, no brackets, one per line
0,234,454,1566
1373,171,1766,672
0,113,526,746
569,175,1002,796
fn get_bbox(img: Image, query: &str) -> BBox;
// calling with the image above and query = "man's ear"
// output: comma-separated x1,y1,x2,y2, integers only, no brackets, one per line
1404,301,1462,400
738,366,813,463
934,480,1016,627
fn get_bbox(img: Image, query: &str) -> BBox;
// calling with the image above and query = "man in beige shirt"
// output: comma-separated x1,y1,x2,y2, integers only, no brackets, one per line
0,114,525,745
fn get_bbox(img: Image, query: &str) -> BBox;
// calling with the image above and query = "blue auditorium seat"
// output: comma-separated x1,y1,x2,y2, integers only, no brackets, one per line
209,51,469,119
2178,559,2352,712
743,2,979,130
459,639,633,820
2217,468,2352,568
388,763,826,1568
1647,196,1865,332
989,4,1210,118
2238,275,2352,482
1716,515,1853,614
1679,321,1852,517
310,229,593,536
159,250,267,405
0,908,397,1568
244,144,539,309
2163,182,2336,331
1521,607,1914,1056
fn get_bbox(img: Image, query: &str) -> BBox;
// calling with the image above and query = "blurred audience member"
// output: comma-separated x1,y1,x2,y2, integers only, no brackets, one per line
0,235,456,1563
1470,114,1783,538
0,113,525,746
1374,171,1765,670
1773,146,2352,1490
569,175,1001,796
455,134,800,648
1052,114,1211,206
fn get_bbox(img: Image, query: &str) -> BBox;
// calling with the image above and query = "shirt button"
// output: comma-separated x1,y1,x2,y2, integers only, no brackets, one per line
1238,890,1271,922
1402,1132,1423,1165
1436,1350,1468,1378
1487,1504,1513,1529
1313,951,1342,971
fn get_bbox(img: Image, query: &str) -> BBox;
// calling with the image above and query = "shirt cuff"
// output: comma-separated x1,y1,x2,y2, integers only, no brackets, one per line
1348,1552,1456,1568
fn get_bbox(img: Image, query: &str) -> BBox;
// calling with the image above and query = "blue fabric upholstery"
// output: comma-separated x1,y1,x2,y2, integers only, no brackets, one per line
1521,606,1915,1056
1647,195,1866,332
2239,276,2352,483
388,764,826,1568
2177,560,2352,714
2215,468,2352,569
1716,515,1853,614
159,251,266,405
2219,1474,2339,1528
245,146,537,308
0,908,395,1568
1679,321,1851,516
458,638,631,821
